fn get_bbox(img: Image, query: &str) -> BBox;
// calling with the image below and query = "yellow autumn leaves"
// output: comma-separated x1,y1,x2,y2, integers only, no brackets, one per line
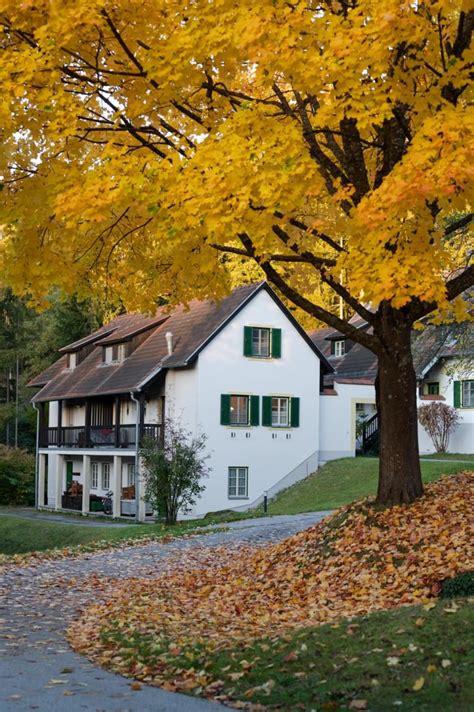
0,1,472,315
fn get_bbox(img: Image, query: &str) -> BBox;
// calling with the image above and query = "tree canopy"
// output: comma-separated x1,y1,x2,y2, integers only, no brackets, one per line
0,1,472,331
1,0,472,503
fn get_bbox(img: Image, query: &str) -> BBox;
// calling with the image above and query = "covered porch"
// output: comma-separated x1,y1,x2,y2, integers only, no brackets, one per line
38,452,154,521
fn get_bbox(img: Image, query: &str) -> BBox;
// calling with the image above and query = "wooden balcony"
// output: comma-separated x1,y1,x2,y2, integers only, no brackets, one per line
39,423,162,449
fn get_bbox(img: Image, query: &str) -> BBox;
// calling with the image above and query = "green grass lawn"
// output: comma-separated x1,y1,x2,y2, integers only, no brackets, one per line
0,515,222,556
269,457,473,514
176,600,472,711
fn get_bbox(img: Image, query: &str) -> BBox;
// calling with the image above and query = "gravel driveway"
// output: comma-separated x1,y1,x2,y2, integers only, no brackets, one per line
0,512,329,712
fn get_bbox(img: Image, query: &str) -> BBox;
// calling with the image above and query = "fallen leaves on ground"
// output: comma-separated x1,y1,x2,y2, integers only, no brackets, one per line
67,472,473,699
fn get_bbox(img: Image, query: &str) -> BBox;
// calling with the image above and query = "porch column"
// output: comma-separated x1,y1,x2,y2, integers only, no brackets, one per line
82,455,91,515
37,453,46,509
113,455,122,518
55,454,64,510
137,456,146,522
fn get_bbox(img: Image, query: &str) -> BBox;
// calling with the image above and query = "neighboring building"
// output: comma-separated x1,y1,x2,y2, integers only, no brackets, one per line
311,318,474,459
29,283,331,520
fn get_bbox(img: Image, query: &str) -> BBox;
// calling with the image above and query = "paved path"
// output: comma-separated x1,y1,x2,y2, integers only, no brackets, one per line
0,512,329,711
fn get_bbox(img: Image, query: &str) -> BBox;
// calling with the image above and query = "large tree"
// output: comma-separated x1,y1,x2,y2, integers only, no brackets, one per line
0,1,472,504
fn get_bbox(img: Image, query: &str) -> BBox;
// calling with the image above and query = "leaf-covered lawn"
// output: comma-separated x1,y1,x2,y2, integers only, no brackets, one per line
68,472,473,704
268,457,470,514
100,600,474,711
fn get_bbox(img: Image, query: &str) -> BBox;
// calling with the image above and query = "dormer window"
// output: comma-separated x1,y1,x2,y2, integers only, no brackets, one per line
102,343,128,365
333,340,345,357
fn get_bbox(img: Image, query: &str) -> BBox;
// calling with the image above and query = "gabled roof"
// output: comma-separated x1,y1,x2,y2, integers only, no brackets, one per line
29,282,331,402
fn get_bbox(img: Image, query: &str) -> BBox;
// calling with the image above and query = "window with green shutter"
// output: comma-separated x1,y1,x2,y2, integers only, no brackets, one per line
262,396,300,427
243,326,282,358
221,394,260,426
458,380,474,408
427,382,440,395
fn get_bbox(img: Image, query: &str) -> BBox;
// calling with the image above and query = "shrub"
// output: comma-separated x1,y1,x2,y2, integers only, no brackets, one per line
0,445,35,505
440,571,474,599
418,402,459,453
140,420,210,525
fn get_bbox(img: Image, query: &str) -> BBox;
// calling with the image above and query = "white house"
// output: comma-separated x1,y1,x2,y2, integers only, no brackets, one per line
29,283,473,521
29,283,332,520
311,317,474,460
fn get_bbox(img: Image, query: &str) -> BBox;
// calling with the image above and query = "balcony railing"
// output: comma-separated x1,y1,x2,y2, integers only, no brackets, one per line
39,424,162,449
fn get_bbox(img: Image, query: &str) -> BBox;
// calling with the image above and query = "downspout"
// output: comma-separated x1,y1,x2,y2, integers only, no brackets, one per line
130,390,141,522
31,401,40,510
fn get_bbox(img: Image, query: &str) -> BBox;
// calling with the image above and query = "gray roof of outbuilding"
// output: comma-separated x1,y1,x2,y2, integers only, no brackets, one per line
310,319,473,384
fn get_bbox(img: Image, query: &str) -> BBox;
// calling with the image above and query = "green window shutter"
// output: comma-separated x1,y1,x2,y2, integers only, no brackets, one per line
271,328,282,358
453,381,461,408
243,326,253,356
220,394,231,425
262,396,272,426
250,395,260,426
290,397,300,427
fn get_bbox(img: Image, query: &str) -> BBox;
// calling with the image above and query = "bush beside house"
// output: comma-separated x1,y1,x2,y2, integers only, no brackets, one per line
0,445,35,505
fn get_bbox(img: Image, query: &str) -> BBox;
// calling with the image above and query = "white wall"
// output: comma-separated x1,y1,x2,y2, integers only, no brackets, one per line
418,362,474,454
165,368,199,432
319,382,376,461
173,289,321,515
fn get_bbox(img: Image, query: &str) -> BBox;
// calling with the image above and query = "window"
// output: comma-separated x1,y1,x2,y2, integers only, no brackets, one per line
427,382,440,395
333,340,345,357
91,462,98,489
127,463,136,487
101,462,110,490
243,326,281,358
462,380,474,407
252,327,271,357
262,396,300,427
454,380,474,408
221,394,259,426
228,467,248,498
230,395,249,425
271,397,289,427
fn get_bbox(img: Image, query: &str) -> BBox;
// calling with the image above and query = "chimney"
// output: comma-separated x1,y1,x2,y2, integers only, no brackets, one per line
165,331,173,356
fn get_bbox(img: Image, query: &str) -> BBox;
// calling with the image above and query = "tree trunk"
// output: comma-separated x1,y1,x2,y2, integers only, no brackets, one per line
375,312,424,505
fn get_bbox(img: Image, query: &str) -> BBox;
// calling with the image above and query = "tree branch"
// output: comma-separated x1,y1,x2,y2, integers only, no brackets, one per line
236,233,381,352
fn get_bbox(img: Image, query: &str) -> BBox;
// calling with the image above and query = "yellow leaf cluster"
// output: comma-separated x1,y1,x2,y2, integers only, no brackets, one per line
0,0,472,316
